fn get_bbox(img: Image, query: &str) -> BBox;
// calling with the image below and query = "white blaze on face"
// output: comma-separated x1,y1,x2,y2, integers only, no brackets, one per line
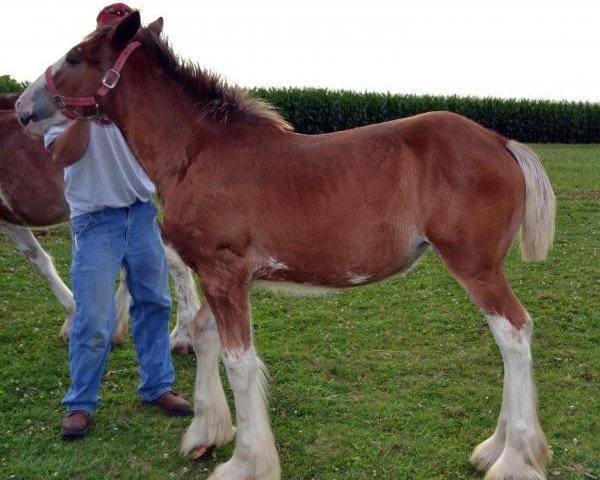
20,55,64,107
49,56,67,76
16,55,68,137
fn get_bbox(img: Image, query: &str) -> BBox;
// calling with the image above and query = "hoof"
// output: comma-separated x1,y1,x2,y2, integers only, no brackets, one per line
171,342,193,355
60,318,72,342
181,418,236,458
191,445,215,460
484,446,550,480
470,434,505,472
170,332,194,354
111,334,127,346
111,326,129,345
207,456,281,480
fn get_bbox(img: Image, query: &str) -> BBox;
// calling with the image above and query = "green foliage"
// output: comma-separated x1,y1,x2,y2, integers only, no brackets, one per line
254,88,600,143
0,145,598,479
1,73,596,142
0,75,28,93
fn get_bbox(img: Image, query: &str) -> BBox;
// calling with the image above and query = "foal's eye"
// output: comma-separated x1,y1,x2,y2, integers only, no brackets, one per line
65,49,81,66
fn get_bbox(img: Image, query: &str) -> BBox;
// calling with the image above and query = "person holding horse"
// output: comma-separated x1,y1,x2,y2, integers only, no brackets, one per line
44,3,193,440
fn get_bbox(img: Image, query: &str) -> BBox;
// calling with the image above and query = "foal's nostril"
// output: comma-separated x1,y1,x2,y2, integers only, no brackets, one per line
19,112,33,127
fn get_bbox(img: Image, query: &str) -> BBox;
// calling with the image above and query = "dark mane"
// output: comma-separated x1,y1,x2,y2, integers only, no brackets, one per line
133,26,293,131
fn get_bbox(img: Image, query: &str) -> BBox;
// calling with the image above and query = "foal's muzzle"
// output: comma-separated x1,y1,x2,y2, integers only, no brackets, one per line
18,111,34,127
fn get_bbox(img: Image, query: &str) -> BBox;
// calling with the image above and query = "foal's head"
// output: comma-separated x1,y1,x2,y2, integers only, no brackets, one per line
17,12,153,136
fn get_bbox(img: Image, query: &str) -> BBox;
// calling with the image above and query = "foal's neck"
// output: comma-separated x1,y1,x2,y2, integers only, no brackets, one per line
110,77,200,197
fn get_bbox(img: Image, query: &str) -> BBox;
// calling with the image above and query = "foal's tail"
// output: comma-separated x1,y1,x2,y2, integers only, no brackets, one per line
506,141,556,262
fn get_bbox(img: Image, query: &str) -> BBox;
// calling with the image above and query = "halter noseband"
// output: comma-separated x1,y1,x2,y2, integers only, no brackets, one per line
45,40,141,121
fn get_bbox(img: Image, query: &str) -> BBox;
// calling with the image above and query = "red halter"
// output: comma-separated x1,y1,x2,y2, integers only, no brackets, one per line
44,40,141,121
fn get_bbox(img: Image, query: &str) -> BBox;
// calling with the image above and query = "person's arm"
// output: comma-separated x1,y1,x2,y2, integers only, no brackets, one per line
46,122,91,167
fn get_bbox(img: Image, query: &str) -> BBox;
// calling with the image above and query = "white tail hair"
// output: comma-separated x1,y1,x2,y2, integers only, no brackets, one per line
506,141,556,262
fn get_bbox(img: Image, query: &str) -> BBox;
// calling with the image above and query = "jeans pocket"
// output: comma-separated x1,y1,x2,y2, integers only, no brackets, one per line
72,214,92,237
72,211,103,239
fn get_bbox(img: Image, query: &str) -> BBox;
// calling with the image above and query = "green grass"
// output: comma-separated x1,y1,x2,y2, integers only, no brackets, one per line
0,144,598,480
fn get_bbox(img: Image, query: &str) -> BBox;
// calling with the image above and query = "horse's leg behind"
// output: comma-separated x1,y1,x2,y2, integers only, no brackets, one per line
164,242,200,354
2,223,75,337
109,227,202,348
198,274,280,480
435,242,551,480
111,266,131,344
181,302,236,459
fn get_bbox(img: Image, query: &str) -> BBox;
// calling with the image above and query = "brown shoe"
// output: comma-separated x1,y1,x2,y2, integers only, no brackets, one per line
61,411,90,440
143,391,193,417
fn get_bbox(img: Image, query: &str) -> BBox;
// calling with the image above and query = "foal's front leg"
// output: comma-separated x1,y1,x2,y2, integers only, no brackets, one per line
203,281,280,480
181,303,236,458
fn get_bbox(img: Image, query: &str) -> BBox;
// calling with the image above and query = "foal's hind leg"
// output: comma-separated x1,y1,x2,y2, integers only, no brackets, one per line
436,247,551,480
480,314,550,480
2,224,75,334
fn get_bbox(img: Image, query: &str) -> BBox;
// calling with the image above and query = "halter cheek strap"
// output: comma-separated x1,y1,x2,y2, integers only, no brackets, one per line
45,40,141,120
97,41,141,96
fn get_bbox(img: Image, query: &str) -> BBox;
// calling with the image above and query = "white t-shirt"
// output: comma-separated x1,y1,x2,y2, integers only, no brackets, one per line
44,122,155,218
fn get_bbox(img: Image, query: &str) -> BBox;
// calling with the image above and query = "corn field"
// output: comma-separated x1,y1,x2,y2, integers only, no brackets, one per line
2,76,599,142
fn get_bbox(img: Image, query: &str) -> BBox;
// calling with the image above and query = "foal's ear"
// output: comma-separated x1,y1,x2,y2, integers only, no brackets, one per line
147,17,164,36
111,10,141,48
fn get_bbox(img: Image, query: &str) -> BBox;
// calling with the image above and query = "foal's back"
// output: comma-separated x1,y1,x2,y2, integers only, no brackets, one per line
186,110,521,236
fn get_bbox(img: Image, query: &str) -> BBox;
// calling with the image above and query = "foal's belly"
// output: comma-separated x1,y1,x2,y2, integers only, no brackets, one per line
254,233,430,291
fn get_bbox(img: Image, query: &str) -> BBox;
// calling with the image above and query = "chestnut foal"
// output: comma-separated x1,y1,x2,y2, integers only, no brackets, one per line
16,13,555,480
1,95,198,349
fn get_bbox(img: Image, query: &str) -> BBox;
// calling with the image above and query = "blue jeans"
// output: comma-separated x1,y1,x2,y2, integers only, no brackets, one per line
63,200,174,415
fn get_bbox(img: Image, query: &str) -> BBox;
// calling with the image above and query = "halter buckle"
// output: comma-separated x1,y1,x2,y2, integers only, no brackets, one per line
102,69,120,89
53,94,66,109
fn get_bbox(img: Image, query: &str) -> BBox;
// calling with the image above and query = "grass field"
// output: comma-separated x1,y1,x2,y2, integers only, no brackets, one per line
0,144,598,480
